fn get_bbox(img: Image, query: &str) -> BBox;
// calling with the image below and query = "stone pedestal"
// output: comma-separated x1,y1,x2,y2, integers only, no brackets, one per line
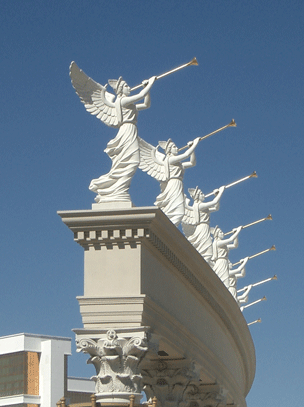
58,207,255,407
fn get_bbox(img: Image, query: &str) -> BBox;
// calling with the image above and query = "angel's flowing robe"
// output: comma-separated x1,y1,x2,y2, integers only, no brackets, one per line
155,161,185,226
228,276,238,299
187,207,213,264
89,104,139,202
212,243,230,288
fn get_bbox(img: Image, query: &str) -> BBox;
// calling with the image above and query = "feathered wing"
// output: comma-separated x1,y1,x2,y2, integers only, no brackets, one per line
69,61,119,128
138,138,167,182
181,197,196,237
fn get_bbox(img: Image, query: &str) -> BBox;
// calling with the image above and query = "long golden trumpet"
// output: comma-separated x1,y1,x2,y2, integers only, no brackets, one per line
240,296,266,312
130,57,198,92
178,119,236,152
247,318,262,326
204,171,257,198
224,214,272,236
232,245,276,267
237,275,277,294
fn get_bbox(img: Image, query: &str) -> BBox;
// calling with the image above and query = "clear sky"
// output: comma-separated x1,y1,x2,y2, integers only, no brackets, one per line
1,1,303,406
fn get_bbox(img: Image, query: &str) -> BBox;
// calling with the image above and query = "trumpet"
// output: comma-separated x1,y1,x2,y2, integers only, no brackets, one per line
178,120,237,152
131,57,198,91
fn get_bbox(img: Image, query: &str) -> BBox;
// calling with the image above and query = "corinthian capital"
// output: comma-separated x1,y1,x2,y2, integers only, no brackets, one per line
182,383,229,407
75,327,157,404
142,359,199,407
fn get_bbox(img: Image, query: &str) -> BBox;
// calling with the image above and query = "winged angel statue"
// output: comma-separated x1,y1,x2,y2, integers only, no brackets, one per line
70,62,156,203
182,186,225,266
138,137,200,226
211,226,242,288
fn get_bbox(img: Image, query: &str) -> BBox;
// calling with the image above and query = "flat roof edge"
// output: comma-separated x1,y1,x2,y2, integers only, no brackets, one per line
0,332,72,342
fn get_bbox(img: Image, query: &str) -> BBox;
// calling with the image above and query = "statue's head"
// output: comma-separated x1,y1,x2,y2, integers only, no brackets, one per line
212,226,224,239
108,77,130,96
189,186,204,202
159,139,178,155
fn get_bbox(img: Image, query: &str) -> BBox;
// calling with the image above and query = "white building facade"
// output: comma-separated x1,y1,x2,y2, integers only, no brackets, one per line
0,333,94,407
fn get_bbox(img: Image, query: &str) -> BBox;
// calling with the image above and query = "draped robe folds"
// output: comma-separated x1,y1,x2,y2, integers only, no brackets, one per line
187,205,213,262
89,103,139,202
228,277,237,299
154,161,185,226
212,244,230,288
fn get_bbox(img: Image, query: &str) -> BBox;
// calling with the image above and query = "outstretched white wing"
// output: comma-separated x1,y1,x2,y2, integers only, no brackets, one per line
138,138,167,182
70,62,119,128
182,197,196,237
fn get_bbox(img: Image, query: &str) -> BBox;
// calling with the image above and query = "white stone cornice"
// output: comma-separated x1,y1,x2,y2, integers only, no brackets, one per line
77,295,147,328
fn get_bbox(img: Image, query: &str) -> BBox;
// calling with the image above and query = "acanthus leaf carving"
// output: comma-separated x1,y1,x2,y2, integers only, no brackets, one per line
142,359,230,407
75,328,153,400
142,359,199,407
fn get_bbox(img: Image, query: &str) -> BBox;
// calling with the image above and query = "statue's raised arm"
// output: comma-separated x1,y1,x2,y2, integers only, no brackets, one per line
69,62,156,204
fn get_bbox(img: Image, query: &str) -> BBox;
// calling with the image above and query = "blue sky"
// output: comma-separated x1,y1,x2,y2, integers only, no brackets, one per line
1,1,303,406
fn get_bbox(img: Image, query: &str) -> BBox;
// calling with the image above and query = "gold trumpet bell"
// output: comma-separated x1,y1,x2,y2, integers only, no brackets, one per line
189,57,199,66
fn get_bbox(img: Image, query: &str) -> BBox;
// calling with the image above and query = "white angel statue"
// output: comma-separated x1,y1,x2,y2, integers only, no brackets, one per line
139,137,200,226
237,285,252,306
70,62,156,203
210,225,242,288
182,185,225,265
227,257,253,304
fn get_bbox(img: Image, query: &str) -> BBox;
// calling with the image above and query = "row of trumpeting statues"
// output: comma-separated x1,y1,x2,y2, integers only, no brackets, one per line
70,61,275,311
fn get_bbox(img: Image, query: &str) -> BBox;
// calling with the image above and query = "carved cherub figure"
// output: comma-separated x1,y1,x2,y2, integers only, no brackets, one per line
70,62,156,203
182,186,225,265
139,137,200,225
